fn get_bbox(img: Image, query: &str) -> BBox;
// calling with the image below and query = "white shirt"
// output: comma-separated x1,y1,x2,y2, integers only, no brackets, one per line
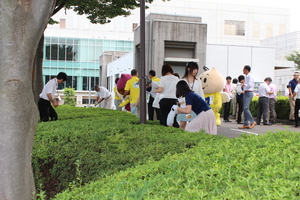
183,78,204,98
231,83,237,95
150,81,159,98
158,75,179,99
294,84,300,99
39,78,58,101
96,86,111,99
236,82,243,95
258,82,270,98
244,73,254,91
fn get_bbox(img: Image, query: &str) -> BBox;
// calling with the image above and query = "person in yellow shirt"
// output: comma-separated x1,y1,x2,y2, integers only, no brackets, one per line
123,69,140,117
148,70,161,120
114,78,122,111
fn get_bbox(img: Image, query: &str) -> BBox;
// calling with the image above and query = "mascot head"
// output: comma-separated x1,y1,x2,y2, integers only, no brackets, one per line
117,74,132,95
199,67,225,94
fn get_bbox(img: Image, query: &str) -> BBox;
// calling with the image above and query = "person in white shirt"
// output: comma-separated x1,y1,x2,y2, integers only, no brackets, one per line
155,63,179,127
94,85,113,109
223,76,233,122
231,78,238,118
292,78,300,127
256,77,273,125
38,72,67,122
239,65,256,129
177,62,204,129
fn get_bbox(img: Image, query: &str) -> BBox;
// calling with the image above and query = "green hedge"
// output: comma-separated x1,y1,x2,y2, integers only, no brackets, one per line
55,130,300,199
249,96,290,120
221,96,290,120
33,106,209,198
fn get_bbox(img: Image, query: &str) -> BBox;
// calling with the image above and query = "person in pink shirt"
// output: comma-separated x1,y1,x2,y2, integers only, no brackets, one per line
223,76,232,122
268,81,277,124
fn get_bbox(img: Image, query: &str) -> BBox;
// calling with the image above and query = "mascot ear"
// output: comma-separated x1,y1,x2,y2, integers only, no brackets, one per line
203,66,209,71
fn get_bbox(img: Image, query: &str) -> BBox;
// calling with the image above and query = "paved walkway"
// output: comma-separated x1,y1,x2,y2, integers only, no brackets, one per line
217,118,300,138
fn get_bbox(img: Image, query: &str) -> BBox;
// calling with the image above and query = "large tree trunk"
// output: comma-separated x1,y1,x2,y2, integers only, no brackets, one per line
0,1,56,199
32,34,45,103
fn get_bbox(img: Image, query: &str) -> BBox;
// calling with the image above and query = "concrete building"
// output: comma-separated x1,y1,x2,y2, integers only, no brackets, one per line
261,31,300,61
261,32,300,93
134,13,207,77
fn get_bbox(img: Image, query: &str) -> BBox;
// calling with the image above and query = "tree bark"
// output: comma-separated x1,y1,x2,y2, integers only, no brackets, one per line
0,1,56,199
32,34,45,103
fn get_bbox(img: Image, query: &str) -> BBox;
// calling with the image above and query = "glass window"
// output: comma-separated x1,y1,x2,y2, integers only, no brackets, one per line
51,37,59,43
82,76,99,91
82,99,96,104
103,40,110,46
117,40,124,47
66,38,74,45
65,76,77,90
95,39,103,46
60,19,66,29
117,46,125,51
80,39,89,45
88,39,95,46
110,40,117,47
73,38,80,45
252,22,260,37
44,37,51,44
45,44,77,61
224,20,245,36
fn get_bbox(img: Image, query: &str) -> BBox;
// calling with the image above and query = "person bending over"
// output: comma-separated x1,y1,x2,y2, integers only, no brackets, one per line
168,80,217,135
38,72,67,122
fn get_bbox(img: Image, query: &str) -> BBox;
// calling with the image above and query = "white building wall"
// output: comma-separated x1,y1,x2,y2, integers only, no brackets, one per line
45,0,290,45
107,44,276,93
206,44,275,83
107,52,134,92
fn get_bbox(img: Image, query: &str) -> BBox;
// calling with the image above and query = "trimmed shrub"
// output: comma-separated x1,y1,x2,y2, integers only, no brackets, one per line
33,106,209,198
221,96,290,120
54,130,300,199
63,87,76,106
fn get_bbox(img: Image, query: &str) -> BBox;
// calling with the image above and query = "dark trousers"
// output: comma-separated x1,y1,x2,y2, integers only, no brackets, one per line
257,97,269,124
294,99,300,126
269,98,277,123
223,100,231,120
148,95,161,121
236,97,243,123
159,98,179,128
38,98,58,122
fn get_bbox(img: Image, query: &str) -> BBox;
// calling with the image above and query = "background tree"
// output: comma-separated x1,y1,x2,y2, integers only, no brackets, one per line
63,87,76,106
0,0,165,199
285,50,300,70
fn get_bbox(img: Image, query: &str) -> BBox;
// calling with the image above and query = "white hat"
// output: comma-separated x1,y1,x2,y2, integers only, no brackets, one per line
294,71,300,75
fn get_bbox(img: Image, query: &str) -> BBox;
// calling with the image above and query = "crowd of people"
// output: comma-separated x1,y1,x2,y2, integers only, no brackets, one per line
222,65,278,129
38,64,300,133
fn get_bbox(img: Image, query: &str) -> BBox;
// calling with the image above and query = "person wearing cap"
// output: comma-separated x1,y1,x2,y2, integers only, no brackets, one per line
239,65,256,129
38,72,68,122
287,71,300,121
94,85,113,109
223,76,233,122
256,77,273,125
